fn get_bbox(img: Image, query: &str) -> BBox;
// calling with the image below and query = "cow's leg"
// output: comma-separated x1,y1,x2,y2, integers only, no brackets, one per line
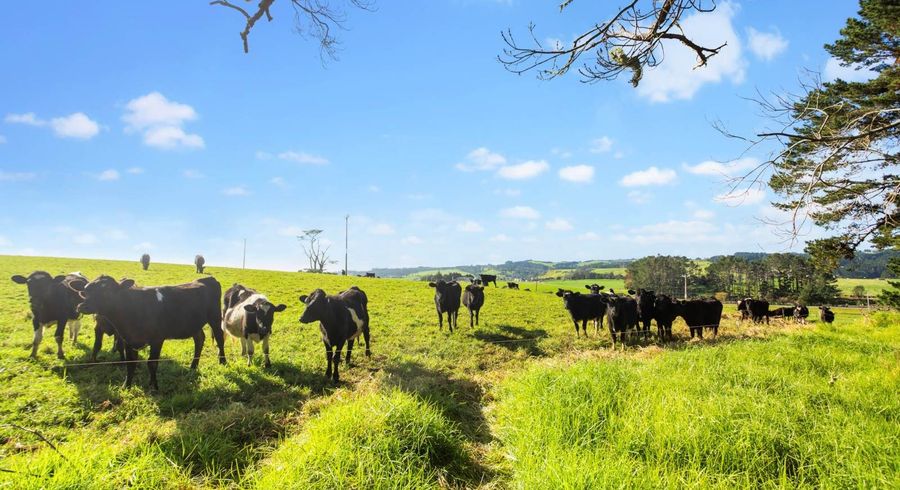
54,320,66,359
246,338,255,367
30,318,42,358
210,321,227,365
115,336,125,361
69,318,80,344
324,343,333,379
345,338,354,367
437,310,443,330
363,325,371,357
148,342,162,391
124,347,138,387
332,341,344,383
475,309,480,326
91,323,104,362
191,329,205,369
572,319,580,336
262,336,271,368
581,319,588,336
240,337,247,357
469,308,474,328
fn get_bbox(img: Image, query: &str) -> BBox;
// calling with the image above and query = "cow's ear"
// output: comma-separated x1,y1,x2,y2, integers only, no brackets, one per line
11,275,27,284
598,285,605,290
274,304,287,312
119,279,135,289
627,289,636,295
52,275,67,283
555,290,565,297
299,295,308,303
584,285,591,290
428,282,437,288
243,304,257,313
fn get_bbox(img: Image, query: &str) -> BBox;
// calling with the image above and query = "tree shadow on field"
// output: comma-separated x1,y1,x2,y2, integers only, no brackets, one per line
382,360,496,485
472,324,548,356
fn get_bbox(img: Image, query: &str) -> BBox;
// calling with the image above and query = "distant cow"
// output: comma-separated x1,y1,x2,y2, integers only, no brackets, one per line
12,271,90,359
556,289,607,337
222,284,286,367
739,298,769,324
298,286,370,382
635,289,656,338
462,284,485,327
674,298,723,338
584,284,605,294
364,272,376,278
819,306,835,324
70,276,227,390
653,294,677,340
604,292,639,346
794,305,810,324
140,254,151,271
479,274,498,287
767,306,794,321
429,280,462,332
195,255,206,274
506,282,519,290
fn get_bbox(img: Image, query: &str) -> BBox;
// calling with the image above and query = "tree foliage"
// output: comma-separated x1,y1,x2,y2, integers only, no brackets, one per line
297,229,334,272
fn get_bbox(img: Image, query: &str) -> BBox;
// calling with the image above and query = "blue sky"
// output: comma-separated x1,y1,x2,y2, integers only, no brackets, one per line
0,1,869,271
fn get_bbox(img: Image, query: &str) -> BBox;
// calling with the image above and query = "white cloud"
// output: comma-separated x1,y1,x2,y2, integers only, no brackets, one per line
823,57,877,83
127,167,144,174
620,166,677,187
50,113,100,139
369,223,396,235
133,241,154,252
578,231,601,241
747,27,788,61
500,206,540,220
73,233,99,245
638,2,745,102
97,169,120,181
401,235,424,245
270,176,288,188
497,160,549,180
222,186,250,197
590,136,613,153
5,113,43,125
0,171,36,182
693,209,716,220
457,220,484,232
683,157,759,177
558,164,594,183
627,190,652,204
455,147,506,171
545,218,573,231
278,151,329,165
614,220,719,244
123,92,204,150
489,234,510,242
715,187,767,206
182,169,205,179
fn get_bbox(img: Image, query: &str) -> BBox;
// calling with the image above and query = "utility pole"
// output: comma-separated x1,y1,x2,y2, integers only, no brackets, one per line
681,274,688,300
242,238,247,269
344,214,349,276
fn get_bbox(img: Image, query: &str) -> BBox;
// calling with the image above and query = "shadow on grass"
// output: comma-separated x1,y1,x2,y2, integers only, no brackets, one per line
472,324,548,356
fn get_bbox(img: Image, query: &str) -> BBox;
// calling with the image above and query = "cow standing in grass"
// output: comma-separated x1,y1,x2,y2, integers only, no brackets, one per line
11,271,88,359
739,298,769,324
140,254,150,271
195,255,206,274
653,294,676,340
820,306,835,324
462,284,485,327
222,284,286,368
429,280,461,332
635,289,656,339
604,291,639,346
674,298,723,338
298,286,370,382
557,289,607,337
70,275,227,390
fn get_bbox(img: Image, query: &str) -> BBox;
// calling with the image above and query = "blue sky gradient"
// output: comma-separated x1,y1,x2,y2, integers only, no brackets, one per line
0,1,866,271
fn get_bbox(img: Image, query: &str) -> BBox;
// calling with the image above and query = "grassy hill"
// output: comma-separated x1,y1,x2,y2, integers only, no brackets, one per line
1,255,898,488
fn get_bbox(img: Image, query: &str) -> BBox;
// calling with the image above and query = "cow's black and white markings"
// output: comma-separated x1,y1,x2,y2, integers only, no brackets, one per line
794,305,810,324
738,298,770,324
222,283,286,368
298,286,370,382
11,271,88,359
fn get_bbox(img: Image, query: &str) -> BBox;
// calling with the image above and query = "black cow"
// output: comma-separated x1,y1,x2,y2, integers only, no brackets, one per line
298,286,370,382
195,255,206,274
653,294,677,340
140,254,150,271
11,271,89,359
556,289,607,337
90,316,124,362
739,298,769,324
819,306,835,324
674,298,723,338
635,289,656,338
507,282,519,290
767,306,794,321
479,274,498,287
584,284,605,294
429,280,461,332
604,293,639,346
364,272,376,278
794,305,810,324
462,284,485,327
70,275,226,390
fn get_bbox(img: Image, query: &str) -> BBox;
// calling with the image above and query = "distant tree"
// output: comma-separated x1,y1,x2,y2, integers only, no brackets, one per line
298,229,332,272
721,0,898,268
626,255,697,297
880,256,900,308
211,0,374,54
500,0,726,86
852,285,867,299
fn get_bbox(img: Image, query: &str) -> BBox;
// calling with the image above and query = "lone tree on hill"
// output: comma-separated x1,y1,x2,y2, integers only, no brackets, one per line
298,229,333,273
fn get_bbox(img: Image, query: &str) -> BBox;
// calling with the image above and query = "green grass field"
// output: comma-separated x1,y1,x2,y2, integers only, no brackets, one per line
1,255,898,488
836,277,891,297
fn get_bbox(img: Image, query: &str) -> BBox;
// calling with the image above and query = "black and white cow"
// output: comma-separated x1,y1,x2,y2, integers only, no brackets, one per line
195,255,206,274
298,286,370,382
738,298,769,324
462,284,485,327
140,254,151,271
11,271,88,359
506,282,519,290
556,289,607,337
794,304,810,324
70,275,226,390
429,280,461,332
222,284,286,368
819,306,835,324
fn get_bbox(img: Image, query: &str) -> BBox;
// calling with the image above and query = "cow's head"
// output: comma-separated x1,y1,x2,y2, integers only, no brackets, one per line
584,284,605,294
244,300,286,337
298,289,328,324
11,271,67,308
428,280,458,295
464,284,484,294
70,275,134,314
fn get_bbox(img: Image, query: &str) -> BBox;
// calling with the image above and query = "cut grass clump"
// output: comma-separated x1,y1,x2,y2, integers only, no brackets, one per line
253,388,474,489
493,327,900,488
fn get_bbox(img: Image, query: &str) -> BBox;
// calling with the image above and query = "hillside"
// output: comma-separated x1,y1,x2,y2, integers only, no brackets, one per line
0,255,898,488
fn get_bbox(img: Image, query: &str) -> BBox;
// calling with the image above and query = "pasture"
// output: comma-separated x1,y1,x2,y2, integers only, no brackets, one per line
0,255,897,488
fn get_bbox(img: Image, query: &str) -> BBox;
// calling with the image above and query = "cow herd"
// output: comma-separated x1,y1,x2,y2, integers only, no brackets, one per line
11,268,839,391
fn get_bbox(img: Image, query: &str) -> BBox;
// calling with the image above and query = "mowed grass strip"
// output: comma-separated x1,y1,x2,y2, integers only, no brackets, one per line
492,316,900,488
